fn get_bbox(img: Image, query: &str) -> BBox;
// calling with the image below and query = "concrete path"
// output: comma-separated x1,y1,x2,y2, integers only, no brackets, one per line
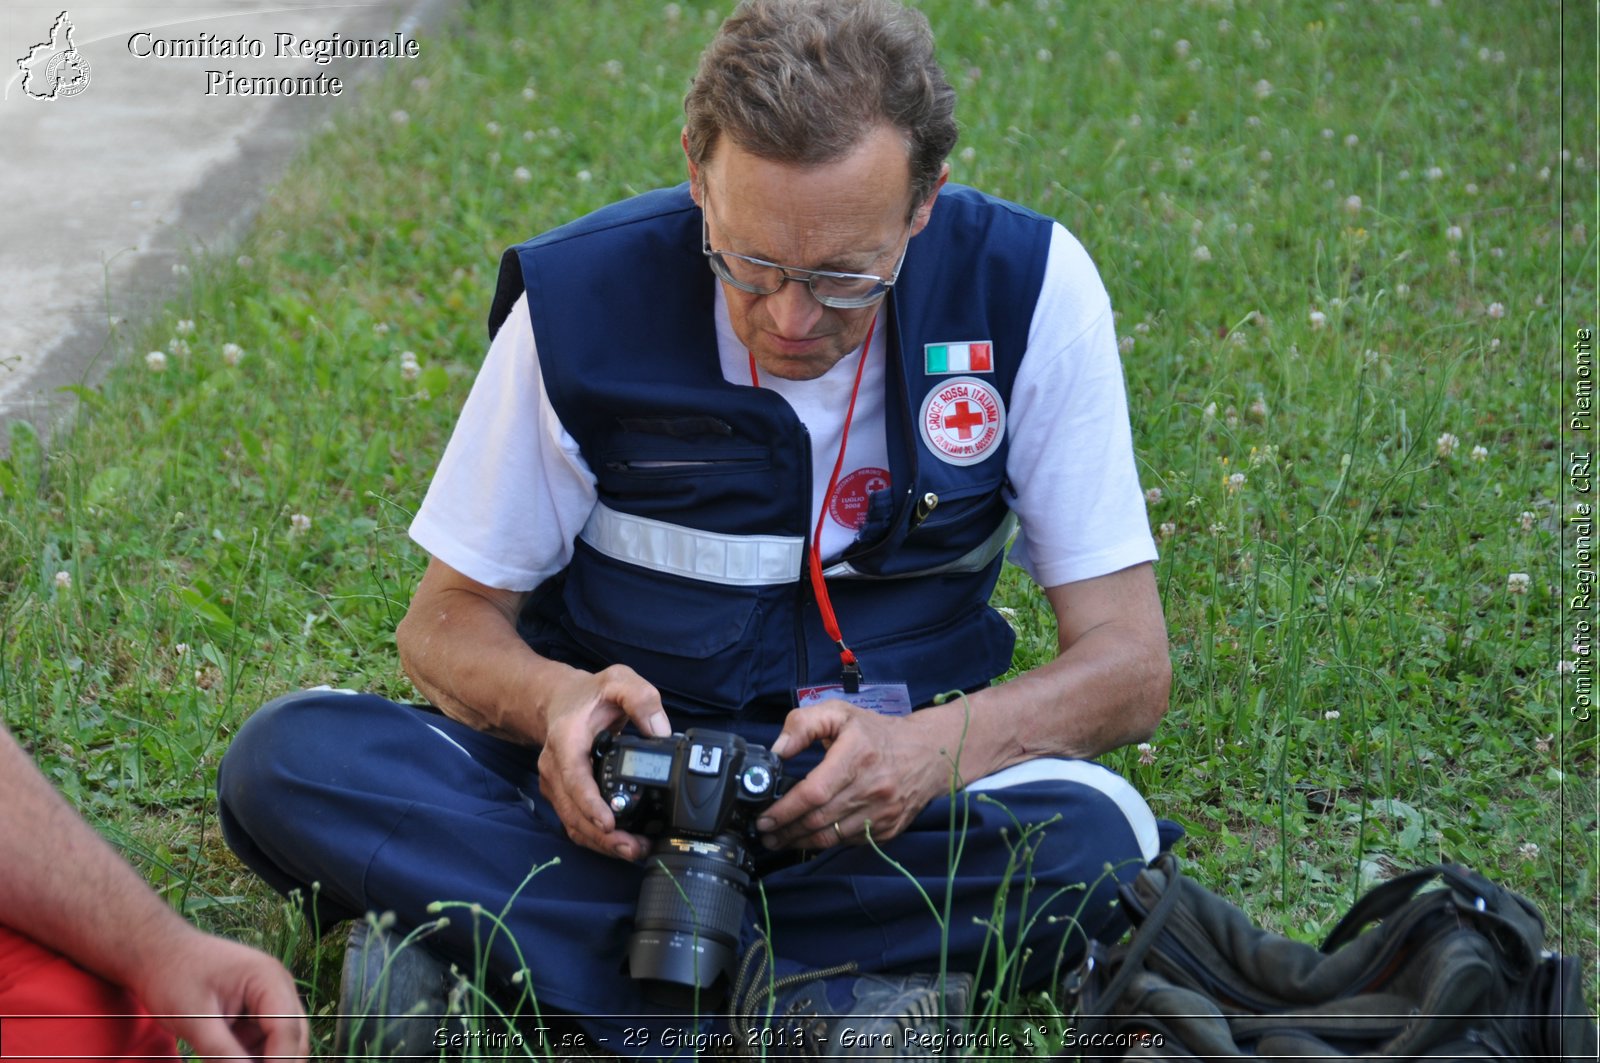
0,0,451,448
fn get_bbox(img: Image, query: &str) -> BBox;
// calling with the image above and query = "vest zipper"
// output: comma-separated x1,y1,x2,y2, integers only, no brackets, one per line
794,422,812,694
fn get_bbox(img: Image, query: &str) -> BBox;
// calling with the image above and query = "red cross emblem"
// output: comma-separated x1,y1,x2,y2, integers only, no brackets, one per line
919,377,1005,466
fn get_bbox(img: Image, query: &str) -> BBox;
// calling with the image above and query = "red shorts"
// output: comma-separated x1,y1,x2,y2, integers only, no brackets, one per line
0,924,177,1061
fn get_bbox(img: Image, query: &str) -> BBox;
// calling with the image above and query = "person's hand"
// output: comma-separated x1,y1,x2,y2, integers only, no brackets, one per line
131,926,308,1063
536,663,672,861
754,702,961,851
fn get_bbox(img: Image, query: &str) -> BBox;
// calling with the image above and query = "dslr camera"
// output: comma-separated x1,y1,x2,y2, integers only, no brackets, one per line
591,728,785,1004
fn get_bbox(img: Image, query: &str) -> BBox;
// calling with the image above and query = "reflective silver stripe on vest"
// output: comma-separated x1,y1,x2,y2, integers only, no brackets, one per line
579,502,805,586
822,511,1018,580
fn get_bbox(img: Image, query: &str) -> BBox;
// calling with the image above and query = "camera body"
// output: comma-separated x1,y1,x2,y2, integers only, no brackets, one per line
594,728,782,843
591,728,786,1004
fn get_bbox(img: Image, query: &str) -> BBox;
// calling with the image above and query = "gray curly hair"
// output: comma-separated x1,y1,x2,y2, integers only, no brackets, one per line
683,0,958,214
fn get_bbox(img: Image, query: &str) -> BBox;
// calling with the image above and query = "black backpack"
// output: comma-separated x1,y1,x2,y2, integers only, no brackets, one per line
1065,853,1597,1060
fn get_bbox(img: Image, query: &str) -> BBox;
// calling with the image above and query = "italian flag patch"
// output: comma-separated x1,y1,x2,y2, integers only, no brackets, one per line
924,341,993,375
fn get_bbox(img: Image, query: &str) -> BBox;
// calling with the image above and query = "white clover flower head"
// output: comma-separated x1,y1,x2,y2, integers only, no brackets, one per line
1344,194,1362,215
1118,335,1135,354
169,338,191,358
1145,487,1163,506
53,570,72,590
400,350,421,381
1203,401,1218,420
1309,309,1327,329
522,85,537,100
1517,842,1539,861
1137,742,1156,766
390,109,410,126
1534,733,1553,754
1245,114,1261,128
236,254,254,270
1323,709,1341,721
959,146,977,164
145,350,168,372
1435,432,1459,458
1557,659,1576,674
513,166,531,183
1443,224,1464,242
663,3,682,22
1258,148,1273,164
1426,166,1444,181
577,169,593,183
289,512,312,535
1464,182,1478,196
1192,244,1212,263
485,120,501,136
1520,510,1537,532
1225,472,1247,494
1321,128,1335,140
1487,301,1505,319
411,75,431,93
1128,113,1143,128
222,342,244,366
1253,78,1273,99
1158,520,1177,540
601,59,624,78
1208,521,1227,536
175,319,195,335
995,606,1020,633
1036,47,1053,63
174,642,190,658
1506,572,1531,595
1470,444,1488,462
1344,133,1360,148
1249,397,1269,419
1173,39,1191,57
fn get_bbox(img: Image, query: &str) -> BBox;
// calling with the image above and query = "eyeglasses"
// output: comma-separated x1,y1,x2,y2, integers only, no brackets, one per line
701,209,910,309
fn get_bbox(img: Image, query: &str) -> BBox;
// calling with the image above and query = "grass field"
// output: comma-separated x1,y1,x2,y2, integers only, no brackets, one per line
0,0,1594,1057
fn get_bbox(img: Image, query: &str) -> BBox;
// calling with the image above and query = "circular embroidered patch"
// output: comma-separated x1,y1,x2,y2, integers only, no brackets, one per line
829,467,892,529
919,377,1006,466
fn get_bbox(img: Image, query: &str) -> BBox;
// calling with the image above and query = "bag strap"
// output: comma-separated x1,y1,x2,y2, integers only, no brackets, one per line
1320,864,1543,971
1084,854,1189,1016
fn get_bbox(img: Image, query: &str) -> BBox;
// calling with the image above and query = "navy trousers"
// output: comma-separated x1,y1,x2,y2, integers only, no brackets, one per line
218,690,1172,1051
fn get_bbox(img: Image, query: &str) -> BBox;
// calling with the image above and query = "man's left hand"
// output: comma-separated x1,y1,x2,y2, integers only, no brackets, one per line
754,702,961,850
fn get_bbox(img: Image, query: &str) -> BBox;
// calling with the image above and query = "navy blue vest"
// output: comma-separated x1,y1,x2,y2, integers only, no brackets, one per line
488,184,1053,720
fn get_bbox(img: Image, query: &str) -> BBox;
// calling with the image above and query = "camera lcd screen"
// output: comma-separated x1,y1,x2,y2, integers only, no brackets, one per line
619,747,673,783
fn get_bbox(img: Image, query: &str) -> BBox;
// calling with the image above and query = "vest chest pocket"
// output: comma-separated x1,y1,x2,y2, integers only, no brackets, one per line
559,543,773,712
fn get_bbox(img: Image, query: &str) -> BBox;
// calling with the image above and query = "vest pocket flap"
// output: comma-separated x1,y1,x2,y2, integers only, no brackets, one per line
562,549,761,658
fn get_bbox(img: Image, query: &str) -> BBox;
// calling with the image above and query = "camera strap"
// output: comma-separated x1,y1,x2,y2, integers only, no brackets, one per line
747,313,879,695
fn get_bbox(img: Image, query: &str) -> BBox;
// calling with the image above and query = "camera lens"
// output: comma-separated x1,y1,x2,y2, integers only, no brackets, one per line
626,833,750,1006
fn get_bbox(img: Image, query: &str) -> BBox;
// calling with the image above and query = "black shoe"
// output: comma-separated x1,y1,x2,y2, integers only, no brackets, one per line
728,940,973,1059
334,917,452,1059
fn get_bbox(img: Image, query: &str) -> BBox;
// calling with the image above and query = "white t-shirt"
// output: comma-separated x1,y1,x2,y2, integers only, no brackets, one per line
410,221,1157,593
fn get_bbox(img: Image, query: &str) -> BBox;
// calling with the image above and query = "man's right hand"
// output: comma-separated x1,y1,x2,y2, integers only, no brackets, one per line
535,663,672,861
396,557,674,863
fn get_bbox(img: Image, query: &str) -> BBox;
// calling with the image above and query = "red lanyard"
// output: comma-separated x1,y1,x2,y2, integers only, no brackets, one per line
747,314,878,691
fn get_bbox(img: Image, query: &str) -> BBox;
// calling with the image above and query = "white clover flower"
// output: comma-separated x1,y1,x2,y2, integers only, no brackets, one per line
1426,166,1444,181
1258,149,1273,164
1323,709,1341,721
222,343,244,366
1344,194,1362,215
1534,733,1553,754
1245,115,1261,128
169,338,190,358
174,642,190,658
1145,487,1164,506
1208,521,1227,536
1557,659,1576,674
1128,114,1143,128
1203,401,1218,420
1137,742,1156,766
577,169,593,183
1158,521,1177,540
485,120,501,136
390,109,410,126
236,254,254,270
1470,445,1489,462
1436,432,1459,458
1520,510,1537,532
1396,283,1410,296
601,59,624,78
1464,182,1478,196
1253,78,1273,99
145,350,168,372
175,319,195,335
1506,572,1531,595
1321,128,1335,140
1344,133,1360,148
959,146,977,164
1118,335,1135,354
1225,472,1247,494
513,166,532,184
1487,301,1505,319
522,86,537,100
1173,39,1191,58
995,606,1020,633
289,513,312,535
410,76,431,93
1036,47,1053,63
1192,244,1212,263
400,350,421,381
663,2,682,21
1308,309,1327,329
373,322,391,336
53,570,72,590
1249,397,1269,420
1517,842,1539,861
